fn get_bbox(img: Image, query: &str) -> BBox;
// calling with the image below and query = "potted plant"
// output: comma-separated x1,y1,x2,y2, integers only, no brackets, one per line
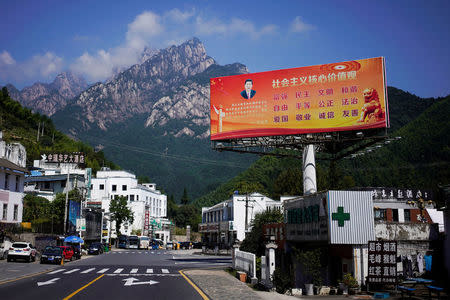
294,248,323,295
340,273,359,295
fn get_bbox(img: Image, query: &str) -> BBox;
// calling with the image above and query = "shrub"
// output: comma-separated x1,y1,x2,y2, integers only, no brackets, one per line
272,268,292,294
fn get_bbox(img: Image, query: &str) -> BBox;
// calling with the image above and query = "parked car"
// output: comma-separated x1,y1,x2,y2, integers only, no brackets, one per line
7,242,37,262
165,242,173,250
192,242,203,249
70,245,81,259
59,246,75,261
180,241,192,250
0,236,13,260
40,246,63,265
88,242,104,255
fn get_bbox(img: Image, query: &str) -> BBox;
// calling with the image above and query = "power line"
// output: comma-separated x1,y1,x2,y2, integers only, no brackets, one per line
88,136,248,169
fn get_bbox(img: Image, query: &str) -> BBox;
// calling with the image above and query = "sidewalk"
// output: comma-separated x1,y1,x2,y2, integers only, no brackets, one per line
183,269,408,300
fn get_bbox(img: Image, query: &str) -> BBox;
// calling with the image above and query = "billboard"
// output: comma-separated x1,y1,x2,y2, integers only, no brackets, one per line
210,57,388,140
68,200,81,234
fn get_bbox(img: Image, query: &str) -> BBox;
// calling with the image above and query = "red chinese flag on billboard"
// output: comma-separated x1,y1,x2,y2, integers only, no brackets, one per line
210,57,389,140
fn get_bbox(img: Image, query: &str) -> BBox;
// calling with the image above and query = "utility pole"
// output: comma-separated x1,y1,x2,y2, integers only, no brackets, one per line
63,168,70,234
244,193,249,233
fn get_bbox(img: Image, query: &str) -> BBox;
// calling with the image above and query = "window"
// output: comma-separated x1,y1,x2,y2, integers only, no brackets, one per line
136,195,139,201
130,195,135,201
112,185,117,192
404,209,411,222
15,176,20,191
392,209,399,222
61,180,66,188
374,208,387,221
2,204,7,220
5,174,9,190
13,204,18,221
99,184,104,190
122,185,127,191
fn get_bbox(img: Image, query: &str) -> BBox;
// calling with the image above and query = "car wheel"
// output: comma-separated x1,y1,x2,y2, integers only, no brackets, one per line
27,255,31,263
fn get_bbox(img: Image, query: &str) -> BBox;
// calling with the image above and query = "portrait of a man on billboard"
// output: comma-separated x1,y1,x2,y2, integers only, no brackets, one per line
240,79,256,99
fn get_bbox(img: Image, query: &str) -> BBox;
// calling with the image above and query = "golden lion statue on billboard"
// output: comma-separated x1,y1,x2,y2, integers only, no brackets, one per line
358,88,384,123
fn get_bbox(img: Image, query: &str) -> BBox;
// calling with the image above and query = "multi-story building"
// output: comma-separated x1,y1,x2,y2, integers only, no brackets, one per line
0,133,27,225
199,192,281,248
89,169,167,240
24,157,88,201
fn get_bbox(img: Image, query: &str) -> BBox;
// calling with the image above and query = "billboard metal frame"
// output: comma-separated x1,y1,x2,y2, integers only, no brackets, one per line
211,128,389,160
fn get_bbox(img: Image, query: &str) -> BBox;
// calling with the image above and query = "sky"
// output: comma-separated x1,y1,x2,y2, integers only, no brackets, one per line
1,0,449,98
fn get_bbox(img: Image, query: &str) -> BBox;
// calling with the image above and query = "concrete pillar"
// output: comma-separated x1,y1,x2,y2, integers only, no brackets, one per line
232,242,240,269
303,145,317,195
266,238,278,287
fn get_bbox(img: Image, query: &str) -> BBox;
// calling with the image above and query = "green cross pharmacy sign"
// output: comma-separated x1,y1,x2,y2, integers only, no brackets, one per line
332,206,350,227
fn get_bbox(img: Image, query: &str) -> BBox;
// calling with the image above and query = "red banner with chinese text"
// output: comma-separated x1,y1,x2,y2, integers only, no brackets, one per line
210,57,388,140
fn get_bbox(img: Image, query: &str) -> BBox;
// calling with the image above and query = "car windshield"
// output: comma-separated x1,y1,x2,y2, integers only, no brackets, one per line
12,243,27,248
44,247,62,255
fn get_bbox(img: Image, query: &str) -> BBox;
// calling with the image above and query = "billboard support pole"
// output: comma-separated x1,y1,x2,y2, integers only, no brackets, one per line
303,145,317,195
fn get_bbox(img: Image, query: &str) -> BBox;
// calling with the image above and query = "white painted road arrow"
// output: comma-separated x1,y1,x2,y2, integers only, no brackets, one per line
37,278,60,286
123,277,159,286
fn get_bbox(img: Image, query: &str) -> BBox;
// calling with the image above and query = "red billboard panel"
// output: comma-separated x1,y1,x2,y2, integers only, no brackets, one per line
210,57,388,140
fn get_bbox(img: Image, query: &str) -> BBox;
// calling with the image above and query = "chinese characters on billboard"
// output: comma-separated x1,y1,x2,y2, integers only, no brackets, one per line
210,57,388,140
42,152,85,165
367,240,397,284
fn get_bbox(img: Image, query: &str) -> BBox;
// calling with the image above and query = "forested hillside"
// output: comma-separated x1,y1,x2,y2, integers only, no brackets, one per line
193,88,449,208
0,87,118,173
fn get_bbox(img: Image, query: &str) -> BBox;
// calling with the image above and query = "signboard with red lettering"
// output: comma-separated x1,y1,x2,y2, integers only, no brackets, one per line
42,152,85,165
367,240,397,284
210,57,388,140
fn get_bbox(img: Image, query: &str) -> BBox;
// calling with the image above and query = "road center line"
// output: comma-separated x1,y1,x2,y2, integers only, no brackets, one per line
63,274,105,300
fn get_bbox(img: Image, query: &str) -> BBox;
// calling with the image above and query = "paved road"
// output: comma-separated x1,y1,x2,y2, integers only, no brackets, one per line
0,249,231,300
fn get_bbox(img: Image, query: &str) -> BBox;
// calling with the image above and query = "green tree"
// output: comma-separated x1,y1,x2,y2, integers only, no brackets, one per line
273,168,303,198
137,175,150,184
240,209,283,257
109,195,134,236
174,205,201,230
22,194,50,222
167,194,178,218
181,188,189,205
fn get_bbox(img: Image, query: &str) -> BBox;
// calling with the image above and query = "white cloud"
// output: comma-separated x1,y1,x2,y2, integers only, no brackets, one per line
0,51,16,65
25,52,64,77
290,16,315,33
195,16,278,39
0,51,63,84
165,8,195,23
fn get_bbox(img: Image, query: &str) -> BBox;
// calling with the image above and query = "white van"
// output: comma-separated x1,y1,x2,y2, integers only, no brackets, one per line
138,236,150,250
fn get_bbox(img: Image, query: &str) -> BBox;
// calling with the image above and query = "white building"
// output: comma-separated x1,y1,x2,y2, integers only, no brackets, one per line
89,170,167,239
0,134,27,225
199,192,281,248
